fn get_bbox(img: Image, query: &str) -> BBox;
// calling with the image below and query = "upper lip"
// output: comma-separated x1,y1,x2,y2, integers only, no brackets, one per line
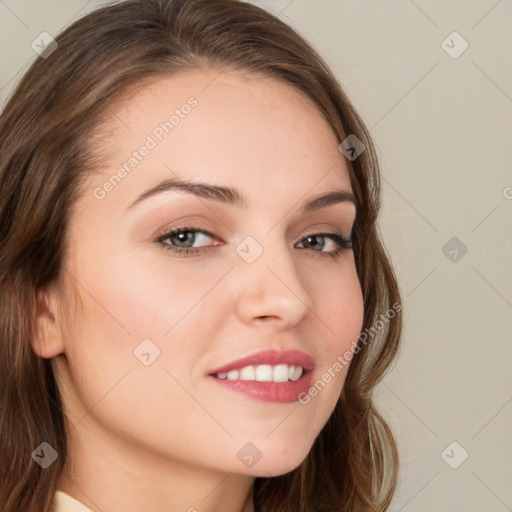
208,349,316,375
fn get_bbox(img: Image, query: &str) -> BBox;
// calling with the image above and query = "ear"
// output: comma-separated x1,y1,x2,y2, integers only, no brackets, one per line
31,284,66,359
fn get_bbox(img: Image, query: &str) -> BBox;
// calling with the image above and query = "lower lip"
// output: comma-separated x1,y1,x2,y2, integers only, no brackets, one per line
208,371,314,403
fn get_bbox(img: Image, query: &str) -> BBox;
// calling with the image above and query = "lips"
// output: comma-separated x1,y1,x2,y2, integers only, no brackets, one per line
208,349,316,403
208,349,316,375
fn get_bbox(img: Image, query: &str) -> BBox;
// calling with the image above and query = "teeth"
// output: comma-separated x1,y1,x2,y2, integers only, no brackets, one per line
290,365,303,381
216,364,304,382
240,366,256,380
227,369,240,380
272,364,289,382
255,364,272,381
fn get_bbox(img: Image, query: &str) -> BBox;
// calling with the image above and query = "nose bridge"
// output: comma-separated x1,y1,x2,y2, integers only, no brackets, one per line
233,231,313,325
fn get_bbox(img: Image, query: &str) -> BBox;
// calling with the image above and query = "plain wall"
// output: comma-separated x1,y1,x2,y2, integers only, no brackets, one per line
1,1,511,510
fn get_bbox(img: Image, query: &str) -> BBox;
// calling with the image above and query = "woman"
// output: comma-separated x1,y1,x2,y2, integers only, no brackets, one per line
0,0,402,510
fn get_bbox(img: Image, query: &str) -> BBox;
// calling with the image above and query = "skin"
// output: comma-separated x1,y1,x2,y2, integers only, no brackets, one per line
33,68,364,512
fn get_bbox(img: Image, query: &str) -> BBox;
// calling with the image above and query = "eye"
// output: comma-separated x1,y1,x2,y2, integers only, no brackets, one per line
163,229,213,248
156,226,221,257
155,226,352,258
296,233,352,257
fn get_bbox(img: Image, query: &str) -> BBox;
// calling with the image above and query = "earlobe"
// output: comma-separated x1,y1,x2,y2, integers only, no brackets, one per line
31,286,66,359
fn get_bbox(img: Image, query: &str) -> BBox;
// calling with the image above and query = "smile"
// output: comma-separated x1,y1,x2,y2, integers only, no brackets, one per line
214,363,303,382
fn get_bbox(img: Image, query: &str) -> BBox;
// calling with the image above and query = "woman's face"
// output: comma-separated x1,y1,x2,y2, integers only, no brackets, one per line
52,68,364,477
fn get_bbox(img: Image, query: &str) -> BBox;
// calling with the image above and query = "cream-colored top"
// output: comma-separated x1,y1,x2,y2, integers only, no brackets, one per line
55,488,255,511
54,490,93,512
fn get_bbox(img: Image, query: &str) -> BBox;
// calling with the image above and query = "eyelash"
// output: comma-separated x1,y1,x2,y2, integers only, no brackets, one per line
155,226,353,259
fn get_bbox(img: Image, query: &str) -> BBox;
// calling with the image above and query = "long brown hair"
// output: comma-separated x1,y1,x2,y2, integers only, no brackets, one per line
0,1,402,510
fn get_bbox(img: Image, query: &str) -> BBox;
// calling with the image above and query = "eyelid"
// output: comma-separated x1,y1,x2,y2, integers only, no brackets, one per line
154,221,219,241
296,222,352,243
154,222,350,244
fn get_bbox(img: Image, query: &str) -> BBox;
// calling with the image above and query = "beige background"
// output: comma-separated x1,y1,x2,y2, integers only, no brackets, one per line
1,1,511,510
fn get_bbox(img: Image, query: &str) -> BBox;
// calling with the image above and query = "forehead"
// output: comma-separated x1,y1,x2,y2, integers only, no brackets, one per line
83,68,352,213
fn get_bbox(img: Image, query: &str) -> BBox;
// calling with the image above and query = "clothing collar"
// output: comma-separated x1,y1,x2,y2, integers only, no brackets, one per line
54,490,93,512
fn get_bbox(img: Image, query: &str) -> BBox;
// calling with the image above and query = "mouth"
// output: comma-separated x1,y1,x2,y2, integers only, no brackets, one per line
211,363,307,383
207,349,315,403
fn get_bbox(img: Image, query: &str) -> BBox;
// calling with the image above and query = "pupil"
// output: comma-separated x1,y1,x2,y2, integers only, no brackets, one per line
172,231,195,248
306,235,324,251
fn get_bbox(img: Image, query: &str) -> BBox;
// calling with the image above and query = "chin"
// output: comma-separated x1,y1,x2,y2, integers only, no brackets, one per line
240,443,313,478
247,459,308,478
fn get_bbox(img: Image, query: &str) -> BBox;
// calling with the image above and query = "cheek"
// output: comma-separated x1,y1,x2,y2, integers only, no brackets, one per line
304,262,364,404
62,245,231,397
314,262,364,351
59,253,219,455
73,243,227,339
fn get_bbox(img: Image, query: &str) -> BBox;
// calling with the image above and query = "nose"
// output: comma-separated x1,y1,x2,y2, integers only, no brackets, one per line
233,235,314,328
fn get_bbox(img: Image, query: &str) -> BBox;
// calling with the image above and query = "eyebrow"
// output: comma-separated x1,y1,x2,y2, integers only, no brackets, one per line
126,177,356,213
